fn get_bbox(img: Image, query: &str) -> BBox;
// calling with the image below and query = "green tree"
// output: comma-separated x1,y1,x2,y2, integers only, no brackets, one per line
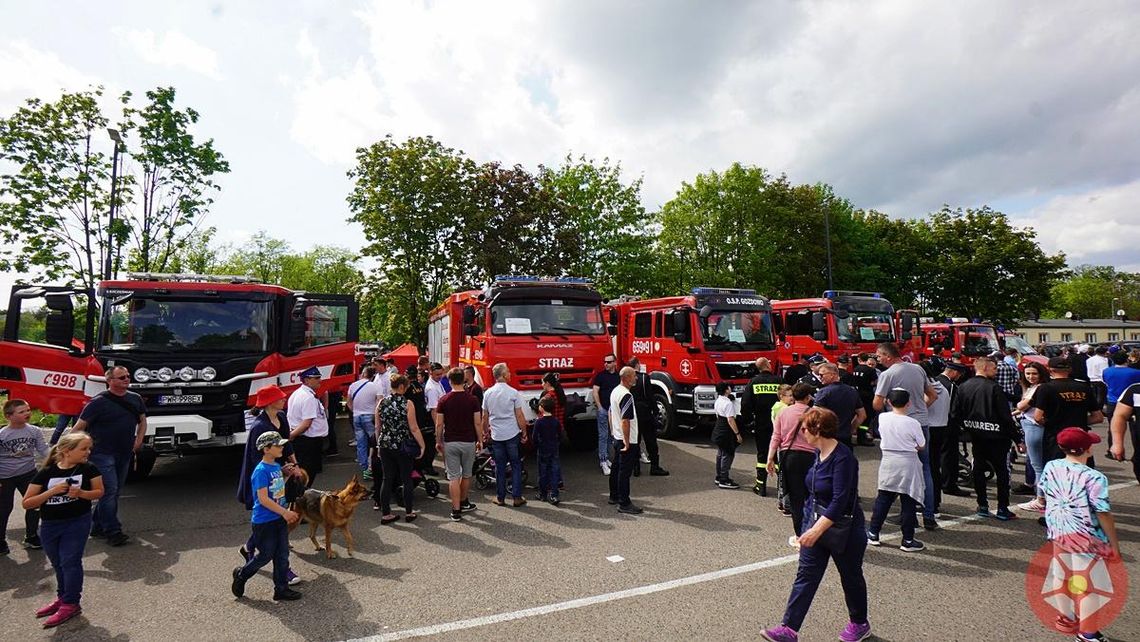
1043,265,1140,320
918,206,1066,324
121,87,230,273
216,231,291,283
279,246,363,295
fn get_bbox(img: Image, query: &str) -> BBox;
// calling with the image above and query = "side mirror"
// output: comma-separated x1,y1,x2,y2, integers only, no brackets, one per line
287,302,307,352
698,305,713,319
462,305,476,325
901,315,914,332
608,309,618,326
43,293,76,349
608,324,617,336
811,311,825,333
671,310,692,344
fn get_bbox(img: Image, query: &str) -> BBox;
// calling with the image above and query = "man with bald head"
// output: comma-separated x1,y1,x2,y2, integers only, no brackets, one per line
607,367,642,514
740,357,782,495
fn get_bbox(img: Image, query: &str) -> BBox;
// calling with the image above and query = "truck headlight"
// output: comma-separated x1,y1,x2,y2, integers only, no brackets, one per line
134,368,151,383
178,366,195,382
157,367,174,382
200,366,217,381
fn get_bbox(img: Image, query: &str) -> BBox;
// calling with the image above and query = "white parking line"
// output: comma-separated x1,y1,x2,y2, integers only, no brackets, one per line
347,479,1138,641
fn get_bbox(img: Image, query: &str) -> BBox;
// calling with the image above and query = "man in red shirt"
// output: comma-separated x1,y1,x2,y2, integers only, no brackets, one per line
435,369,484,522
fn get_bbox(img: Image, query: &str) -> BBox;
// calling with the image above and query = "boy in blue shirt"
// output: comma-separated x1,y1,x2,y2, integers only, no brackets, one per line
231,432,302,601
533,397,563,505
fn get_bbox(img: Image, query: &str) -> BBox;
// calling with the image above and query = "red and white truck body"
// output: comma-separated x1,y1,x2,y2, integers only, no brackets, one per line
772,291,914,367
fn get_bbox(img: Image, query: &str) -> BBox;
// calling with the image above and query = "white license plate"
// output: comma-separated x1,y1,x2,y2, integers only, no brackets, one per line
157,394,203,405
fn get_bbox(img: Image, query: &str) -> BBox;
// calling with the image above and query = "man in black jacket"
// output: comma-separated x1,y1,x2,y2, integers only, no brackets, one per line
627,357,668,477
950,356,1020,520
937,361,971,497
739,357,781,495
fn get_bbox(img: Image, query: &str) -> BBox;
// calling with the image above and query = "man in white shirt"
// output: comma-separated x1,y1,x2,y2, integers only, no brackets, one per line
607,367,642,514
348,366,380,479
1087,346,1110,408
287,366,329,488
372,358,392,399
481,362,528,507
421,362,447,475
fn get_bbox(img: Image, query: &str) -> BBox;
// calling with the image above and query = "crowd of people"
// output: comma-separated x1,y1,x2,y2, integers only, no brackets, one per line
2,342,1137,638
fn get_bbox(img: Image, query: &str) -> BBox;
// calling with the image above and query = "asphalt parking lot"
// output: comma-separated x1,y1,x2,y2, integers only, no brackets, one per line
2,419,1138,641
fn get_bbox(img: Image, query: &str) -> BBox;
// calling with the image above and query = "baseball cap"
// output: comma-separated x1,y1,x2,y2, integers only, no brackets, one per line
944,362,969,373
806,353,826,365
1047,356,1071,370
300,366,322,379
256,432,288,450
1056,427,1100,452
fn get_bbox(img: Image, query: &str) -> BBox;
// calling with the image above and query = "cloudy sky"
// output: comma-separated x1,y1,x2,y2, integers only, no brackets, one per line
3,0,1139,298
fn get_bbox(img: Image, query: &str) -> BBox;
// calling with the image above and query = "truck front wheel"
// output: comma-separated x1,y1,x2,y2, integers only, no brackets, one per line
654,393,680,440
127,447,158,483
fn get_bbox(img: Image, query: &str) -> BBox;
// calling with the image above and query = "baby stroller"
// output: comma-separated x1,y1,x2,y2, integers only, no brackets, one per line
473,447,527,494
394,469,440,506
369,435,441,507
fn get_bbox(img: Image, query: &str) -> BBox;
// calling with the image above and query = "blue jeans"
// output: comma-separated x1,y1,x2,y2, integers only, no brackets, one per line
491,434,523,500
538,452,561,499
781,511,868,632
917,425,935,520
596,408,612,464
40,513,92,605
238,517,290,592
352,414,374,471
51,415,77,445
90,451,132,535
1022,417,1045,495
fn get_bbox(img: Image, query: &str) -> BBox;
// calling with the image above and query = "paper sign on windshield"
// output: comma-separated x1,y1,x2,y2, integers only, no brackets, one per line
728,328,746,342
505,318,532,334
860,327,876,340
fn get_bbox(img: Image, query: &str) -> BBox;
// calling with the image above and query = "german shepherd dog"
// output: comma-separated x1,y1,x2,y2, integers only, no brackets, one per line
289,475,372,559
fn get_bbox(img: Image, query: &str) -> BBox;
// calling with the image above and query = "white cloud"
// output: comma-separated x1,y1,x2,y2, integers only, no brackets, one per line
1014,179,1140,265
0,41,101,112
116,28,221,79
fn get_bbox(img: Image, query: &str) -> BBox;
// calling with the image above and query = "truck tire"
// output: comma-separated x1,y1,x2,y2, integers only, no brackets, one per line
654,393,681,440
127,447,158,483
567,419,596,452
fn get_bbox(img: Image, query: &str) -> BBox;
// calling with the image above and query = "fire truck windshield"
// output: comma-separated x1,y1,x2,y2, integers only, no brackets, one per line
100,296,272,352
702,310,775,349
835,311,896,343
959,325,1001,357
490,299,605,336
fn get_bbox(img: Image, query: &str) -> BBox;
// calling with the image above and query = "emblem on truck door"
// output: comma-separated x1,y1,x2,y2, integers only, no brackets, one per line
679,359,693,376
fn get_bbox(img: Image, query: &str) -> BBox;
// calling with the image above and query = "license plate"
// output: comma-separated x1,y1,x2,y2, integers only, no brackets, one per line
157,394,203,405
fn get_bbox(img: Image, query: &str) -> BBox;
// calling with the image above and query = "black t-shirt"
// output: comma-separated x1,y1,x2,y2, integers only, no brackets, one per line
593,371,621,407
1031,378,1099,433
79,391,146,455
783,364,809,385
851,365,878,397
31,462,102,521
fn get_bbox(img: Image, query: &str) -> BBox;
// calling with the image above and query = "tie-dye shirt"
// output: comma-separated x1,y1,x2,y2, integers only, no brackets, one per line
1039,459,1111,554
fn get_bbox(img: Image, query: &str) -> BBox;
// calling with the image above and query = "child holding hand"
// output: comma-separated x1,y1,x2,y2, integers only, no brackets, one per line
1,399,50,554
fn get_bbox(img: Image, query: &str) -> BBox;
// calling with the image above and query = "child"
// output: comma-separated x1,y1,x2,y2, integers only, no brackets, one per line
231,432,302,601
533,396,562,505
771,384,794,515
1,399,50,554
866,388,927,553
712,381,743,489
1039,427,1120,641
22,432,104,628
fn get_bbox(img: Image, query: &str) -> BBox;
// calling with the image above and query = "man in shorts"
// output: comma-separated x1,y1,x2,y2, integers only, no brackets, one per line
436,368,482,521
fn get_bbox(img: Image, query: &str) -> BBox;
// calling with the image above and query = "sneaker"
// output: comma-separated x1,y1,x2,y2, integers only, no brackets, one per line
867,531,881,546
1018,498,1046,513
995,508,1017,521
512,497,527,507
717,479,740,489
600,461,611,476
460,500,477,512
35,598,63,618
231,567,247,598
839,621,872,642
549,496,560,506
535,492,548,502
42,603,80,628
450,510,462,522
639,451,651,464
107,532,131,547
607,497,619,505
23,535,42,549
976,506,992,518
1075,632,1108,642
760,624,799,642
273,588,303,601
362,469,373,481
617,503,643,515
89,527,106,539
923,519,940,531
778,505,791,517
900,539,926,552
238,546,252,564
287,569,301,586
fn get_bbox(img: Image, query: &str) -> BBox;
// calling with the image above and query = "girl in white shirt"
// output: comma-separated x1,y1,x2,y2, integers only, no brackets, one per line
711,382,743,489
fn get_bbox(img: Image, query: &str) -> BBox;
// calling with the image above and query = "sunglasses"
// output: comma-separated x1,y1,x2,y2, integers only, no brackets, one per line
110,375,130,381
604,360,616,364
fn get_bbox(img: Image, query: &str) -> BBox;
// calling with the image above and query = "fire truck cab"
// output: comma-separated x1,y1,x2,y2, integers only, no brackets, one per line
608,288,779,438
913,318,1002,365
0,273,359,479
427,276,610,440
771,291,911,367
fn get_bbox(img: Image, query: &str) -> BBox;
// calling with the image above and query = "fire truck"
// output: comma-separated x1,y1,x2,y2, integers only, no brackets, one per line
427,276,610,441
771,291,917,367
908,318,1003,366
0,273,359,479
607,287,780,438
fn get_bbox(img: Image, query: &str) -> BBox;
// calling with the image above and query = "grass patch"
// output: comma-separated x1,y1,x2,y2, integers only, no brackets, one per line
0,392,62,428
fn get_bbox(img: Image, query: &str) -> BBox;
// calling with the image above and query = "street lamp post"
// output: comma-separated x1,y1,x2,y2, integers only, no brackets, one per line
104,128,124,281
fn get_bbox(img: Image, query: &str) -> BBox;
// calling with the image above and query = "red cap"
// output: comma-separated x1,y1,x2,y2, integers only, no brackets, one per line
1056,427,1101,452
254,385,287,408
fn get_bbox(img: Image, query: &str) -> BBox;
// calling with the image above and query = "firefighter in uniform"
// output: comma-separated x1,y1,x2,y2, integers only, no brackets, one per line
797,354,827,392
851,353,879,445
628,357,669,477
740,357,781,495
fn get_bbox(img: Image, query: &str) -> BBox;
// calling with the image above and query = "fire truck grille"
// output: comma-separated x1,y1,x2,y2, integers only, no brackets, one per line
715,362,758,381
515,368,595,388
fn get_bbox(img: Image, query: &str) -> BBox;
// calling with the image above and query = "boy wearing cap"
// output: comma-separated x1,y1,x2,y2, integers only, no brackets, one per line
232,432,301,601
1038,427,1120,641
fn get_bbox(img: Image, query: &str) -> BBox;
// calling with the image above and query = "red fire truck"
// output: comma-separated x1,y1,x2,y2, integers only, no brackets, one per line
427,276,611,441
607,288,780,438
771,291,917,366
908,318,1003,366
0,273,359,479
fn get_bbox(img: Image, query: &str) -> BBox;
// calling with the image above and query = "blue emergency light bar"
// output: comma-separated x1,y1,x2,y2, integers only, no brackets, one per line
823,290,882,299
692,287,758,296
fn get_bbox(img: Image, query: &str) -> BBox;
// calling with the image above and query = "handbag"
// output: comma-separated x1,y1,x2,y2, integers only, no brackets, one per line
808,452,860,553
776,419,804,470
